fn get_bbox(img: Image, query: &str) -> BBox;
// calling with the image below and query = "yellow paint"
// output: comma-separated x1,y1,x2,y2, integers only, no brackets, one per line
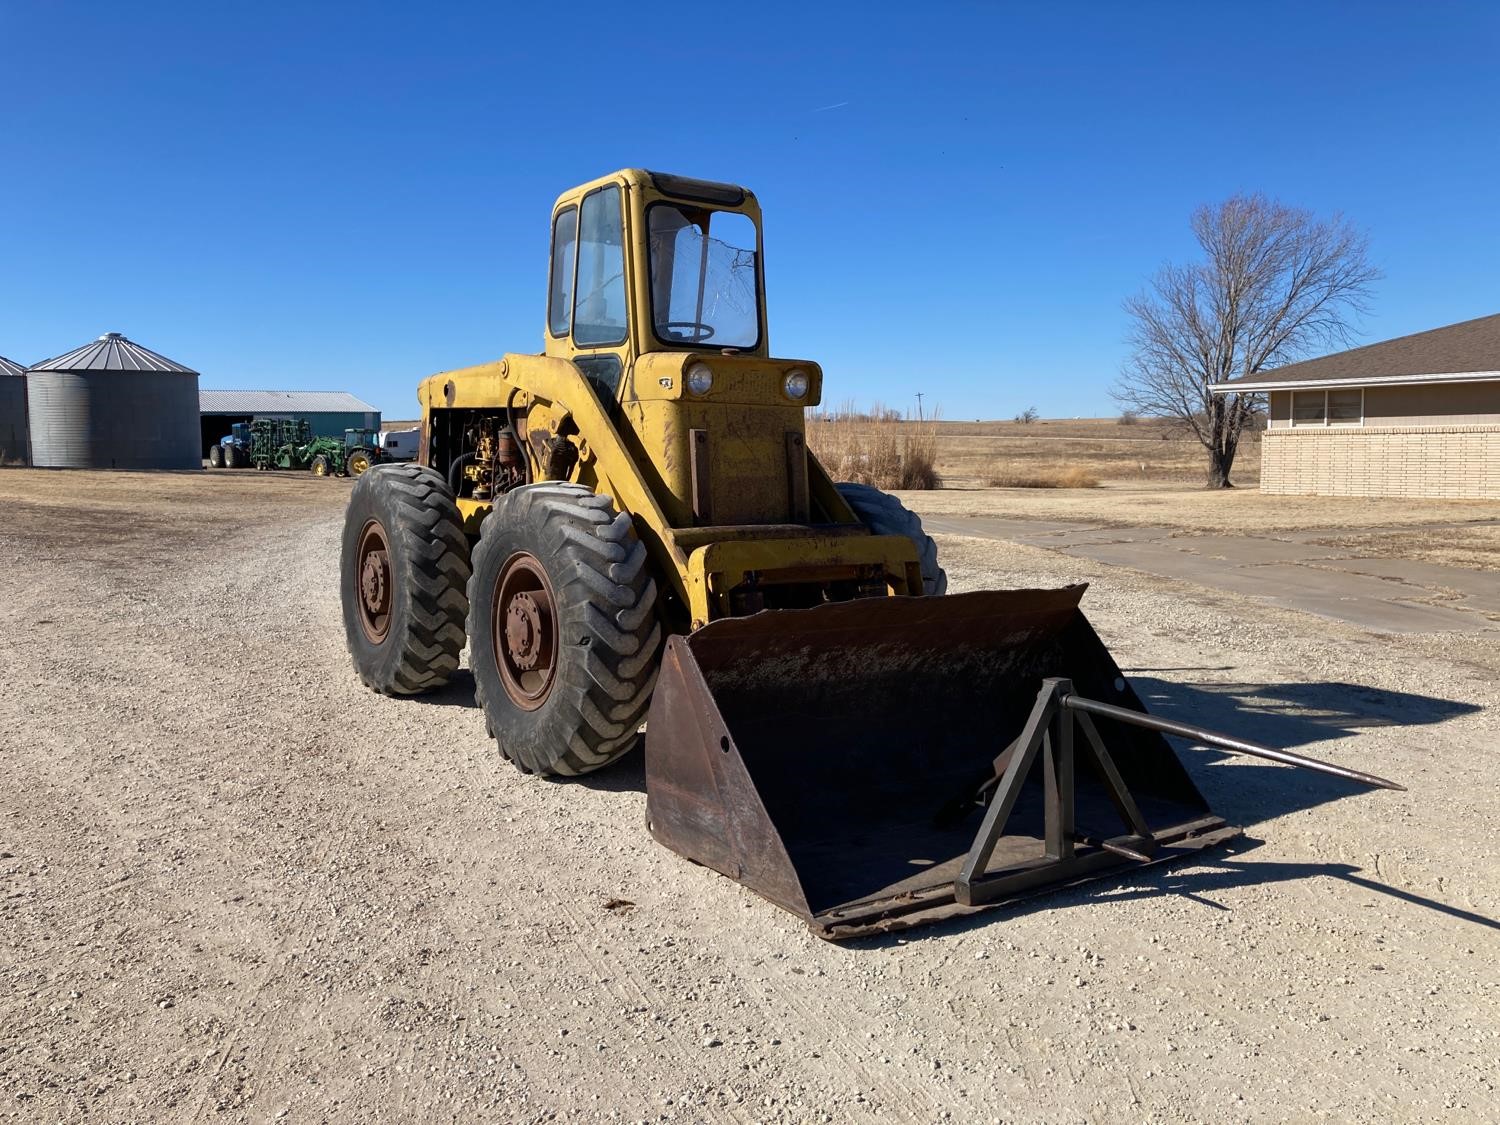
685,536,920,628
414,169,919,625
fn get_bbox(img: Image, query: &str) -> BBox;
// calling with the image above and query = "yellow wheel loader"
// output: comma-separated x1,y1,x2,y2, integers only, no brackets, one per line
341,170,1398,938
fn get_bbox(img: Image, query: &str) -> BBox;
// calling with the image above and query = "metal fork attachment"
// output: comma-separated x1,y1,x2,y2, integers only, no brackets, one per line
955,677,1404,908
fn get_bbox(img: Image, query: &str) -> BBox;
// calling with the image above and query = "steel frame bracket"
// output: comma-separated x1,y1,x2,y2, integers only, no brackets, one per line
955,678,1160,907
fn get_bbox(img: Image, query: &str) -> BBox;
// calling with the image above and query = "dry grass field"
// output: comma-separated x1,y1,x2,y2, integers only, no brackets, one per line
808,416,1261,490
937,417,1262,488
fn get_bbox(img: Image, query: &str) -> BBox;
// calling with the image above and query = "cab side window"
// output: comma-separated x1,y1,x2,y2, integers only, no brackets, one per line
548,207,578,337
574,186,628,346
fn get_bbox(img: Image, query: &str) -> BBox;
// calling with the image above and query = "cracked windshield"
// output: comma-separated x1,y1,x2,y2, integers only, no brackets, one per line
647,205,760,348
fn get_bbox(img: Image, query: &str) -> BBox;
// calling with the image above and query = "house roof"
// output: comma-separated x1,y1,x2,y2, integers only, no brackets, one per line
199,389,380,415
0,354,24,377
1211,312,1500,393
30,332,198,374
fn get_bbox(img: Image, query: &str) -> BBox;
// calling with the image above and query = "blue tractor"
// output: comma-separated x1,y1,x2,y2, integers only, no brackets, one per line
208,421,253,468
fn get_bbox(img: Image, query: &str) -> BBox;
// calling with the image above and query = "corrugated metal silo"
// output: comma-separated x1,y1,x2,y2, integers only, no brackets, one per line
27,333,201,470
0,354,28,465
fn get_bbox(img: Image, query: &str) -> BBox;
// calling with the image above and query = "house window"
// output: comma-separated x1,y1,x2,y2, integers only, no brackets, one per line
1292,391,1326,426
1328,389,1363,425
1292,388,1364,427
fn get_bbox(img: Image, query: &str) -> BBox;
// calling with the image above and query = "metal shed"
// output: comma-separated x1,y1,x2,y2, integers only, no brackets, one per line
0,354,28,465
199,390,381,456
28,333,201,470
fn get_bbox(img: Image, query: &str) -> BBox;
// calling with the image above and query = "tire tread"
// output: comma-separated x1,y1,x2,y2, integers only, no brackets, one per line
836,482,947,595
469,483,660,776
342,464,472,695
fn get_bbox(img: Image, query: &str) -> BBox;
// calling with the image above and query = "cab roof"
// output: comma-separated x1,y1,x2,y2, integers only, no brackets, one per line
554,169,755,211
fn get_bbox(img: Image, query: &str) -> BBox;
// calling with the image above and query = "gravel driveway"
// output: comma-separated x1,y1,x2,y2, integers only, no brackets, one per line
2,470,1496,1122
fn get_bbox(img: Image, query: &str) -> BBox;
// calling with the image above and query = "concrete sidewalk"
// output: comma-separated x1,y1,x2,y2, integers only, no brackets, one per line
924,516,1500,633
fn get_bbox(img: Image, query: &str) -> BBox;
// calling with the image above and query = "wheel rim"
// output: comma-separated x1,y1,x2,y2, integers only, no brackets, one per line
493,552,558,711
351,454,368,476
313,459,327,476
356,519,393,643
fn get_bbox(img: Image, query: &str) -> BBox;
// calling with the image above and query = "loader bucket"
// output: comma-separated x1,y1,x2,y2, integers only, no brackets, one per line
644,587,1240,939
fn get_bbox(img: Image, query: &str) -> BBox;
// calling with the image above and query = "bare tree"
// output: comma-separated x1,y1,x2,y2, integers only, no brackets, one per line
1113,194,1379,487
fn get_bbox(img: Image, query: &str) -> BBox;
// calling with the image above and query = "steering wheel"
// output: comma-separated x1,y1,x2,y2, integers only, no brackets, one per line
661,320,716,343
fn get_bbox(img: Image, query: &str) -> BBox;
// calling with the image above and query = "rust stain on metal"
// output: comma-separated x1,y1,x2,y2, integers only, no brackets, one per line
641,586,1400,940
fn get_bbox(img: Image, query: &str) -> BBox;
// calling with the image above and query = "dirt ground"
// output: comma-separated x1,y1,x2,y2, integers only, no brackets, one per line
908,481,1500,546
2,468,1497,1123
1300,525,1500,573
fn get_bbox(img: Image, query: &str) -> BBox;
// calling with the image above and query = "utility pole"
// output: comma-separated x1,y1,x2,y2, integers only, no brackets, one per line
915,392,925,423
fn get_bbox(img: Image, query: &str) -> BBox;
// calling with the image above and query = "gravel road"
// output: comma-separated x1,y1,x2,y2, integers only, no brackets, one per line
1,470,1496,1122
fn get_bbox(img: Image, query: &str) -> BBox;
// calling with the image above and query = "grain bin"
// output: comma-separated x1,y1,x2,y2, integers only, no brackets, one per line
27,333,201,470
0,354,28,465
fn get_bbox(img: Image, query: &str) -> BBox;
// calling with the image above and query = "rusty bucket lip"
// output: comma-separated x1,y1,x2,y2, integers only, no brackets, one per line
808,819,1243,941
493,550,559,711
680,584,1091,648
355,518,392,644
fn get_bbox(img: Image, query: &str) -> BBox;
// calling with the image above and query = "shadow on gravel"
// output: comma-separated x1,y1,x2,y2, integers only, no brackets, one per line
407,669,479,708
572,752,646,794
1124,676,1476,824
1129,676,1480,744
1091,852,1500,932
846,837,1500,949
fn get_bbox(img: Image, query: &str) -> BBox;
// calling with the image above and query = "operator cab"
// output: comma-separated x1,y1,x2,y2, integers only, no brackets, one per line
544,170,769,392
344,428,380,451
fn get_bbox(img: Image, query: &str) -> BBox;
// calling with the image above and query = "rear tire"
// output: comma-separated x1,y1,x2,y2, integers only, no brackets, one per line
341,464,472,694
468,484,661,777
208,445,224,468
348,449,372,476
836,482,947,596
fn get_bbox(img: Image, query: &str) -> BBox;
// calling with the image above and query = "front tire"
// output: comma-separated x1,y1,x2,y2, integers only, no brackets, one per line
836,482,947,595
208,445,224,468
341,464,472,694
468,484,661,777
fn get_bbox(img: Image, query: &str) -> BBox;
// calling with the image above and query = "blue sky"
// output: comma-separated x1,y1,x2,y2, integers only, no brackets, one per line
2,1,1497,420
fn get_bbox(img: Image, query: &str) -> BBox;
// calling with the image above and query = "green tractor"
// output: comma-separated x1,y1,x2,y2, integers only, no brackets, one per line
304,436,350,477
342,428,385,477
248,418,348,476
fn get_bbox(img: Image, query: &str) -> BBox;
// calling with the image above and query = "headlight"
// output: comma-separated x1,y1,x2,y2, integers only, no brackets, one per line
783,370,810,400
687,362,714,396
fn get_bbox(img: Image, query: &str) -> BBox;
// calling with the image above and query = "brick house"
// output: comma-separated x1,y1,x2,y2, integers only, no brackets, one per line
1211,313,1500,499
